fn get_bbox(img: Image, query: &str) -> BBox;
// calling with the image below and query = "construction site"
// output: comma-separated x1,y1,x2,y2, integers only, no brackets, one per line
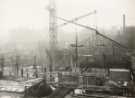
0,0,135,98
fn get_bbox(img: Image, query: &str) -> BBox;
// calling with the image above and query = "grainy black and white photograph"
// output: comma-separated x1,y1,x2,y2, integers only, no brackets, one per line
0,0,135,98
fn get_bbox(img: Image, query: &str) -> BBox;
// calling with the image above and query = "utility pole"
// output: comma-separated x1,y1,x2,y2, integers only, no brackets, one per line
70,31,83,72
0,56,4,78
33,55,38,78
121,14,126,47
15,55,20,78
75,31,79,72
123,14,126,34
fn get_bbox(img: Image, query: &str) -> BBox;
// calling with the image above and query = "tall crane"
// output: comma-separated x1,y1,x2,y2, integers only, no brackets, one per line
48,0,57,72
49,0,57,48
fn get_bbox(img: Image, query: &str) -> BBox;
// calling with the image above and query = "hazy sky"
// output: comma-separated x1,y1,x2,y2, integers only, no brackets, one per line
0,0,135,43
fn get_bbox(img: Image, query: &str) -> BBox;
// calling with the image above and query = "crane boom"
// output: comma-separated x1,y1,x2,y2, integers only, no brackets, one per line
56,16,129,51
58,10,96,28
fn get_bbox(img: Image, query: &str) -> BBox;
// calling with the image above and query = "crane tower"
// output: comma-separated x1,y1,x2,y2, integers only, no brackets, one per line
49,0,57,48
48,0,57,72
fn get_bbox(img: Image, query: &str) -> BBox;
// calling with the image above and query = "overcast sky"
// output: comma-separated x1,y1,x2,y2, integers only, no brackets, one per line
0,0,135,43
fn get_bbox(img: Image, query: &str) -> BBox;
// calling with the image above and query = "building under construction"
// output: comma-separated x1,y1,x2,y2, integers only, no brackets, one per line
0,0,135,98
